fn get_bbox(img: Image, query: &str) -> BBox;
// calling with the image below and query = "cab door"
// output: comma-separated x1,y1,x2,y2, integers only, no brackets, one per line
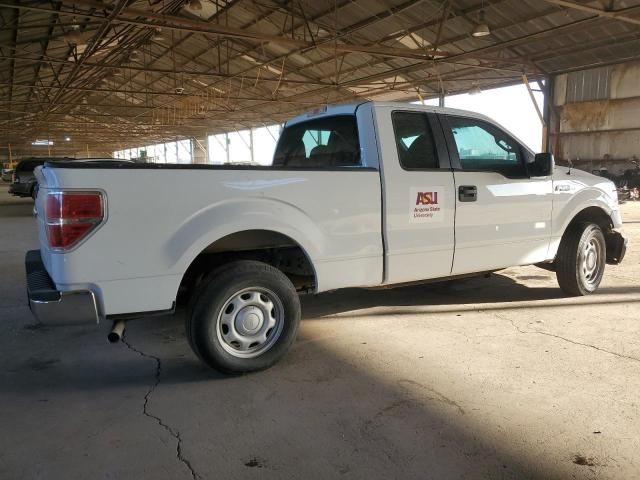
375,108,456,284
438,114,553,275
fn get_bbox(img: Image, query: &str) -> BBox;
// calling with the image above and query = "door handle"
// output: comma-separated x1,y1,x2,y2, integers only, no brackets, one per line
458,185,477,202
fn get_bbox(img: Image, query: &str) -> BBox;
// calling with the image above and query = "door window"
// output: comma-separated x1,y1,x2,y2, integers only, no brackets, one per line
447,117,525,177
391,112,439,170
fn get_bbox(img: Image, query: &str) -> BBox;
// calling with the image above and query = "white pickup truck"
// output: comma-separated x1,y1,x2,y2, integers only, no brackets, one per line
26,101,626,373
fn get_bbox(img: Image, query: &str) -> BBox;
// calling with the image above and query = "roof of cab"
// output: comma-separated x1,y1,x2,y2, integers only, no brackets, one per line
284,101,534,153
284,100,497,127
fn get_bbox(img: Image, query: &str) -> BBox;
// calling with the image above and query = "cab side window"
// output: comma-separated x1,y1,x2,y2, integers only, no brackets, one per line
392,112,439,170
447,116,526,178
273,115,360,168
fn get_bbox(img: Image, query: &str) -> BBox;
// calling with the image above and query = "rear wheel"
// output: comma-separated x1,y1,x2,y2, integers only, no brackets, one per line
187,260,300,374
555,222,606,296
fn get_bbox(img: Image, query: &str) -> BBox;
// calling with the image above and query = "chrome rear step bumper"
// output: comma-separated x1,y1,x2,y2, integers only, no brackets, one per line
25,250,99,326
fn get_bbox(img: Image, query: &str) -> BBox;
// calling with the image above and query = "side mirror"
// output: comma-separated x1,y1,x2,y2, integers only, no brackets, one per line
529,152,554,177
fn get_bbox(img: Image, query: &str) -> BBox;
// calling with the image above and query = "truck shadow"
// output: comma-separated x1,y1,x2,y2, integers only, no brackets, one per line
301,273,640,320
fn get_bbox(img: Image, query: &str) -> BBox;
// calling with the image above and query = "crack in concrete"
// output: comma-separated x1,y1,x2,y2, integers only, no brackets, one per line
503,315,640,364
122,335,199,480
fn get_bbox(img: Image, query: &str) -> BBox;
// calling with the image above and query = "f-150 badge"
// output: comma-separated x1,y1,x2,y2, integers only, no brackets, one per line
555,183,573,192
411,187,443,223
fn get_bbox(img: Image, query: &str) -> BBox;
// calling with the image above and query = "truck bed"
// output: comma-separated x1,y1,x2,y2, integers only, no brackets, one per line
35,161,384,317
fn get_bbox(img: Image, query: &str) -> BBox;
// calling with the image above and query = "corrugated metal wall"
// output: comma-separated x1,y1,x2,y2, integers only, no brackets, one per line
566,66,611,103
552,61,640,174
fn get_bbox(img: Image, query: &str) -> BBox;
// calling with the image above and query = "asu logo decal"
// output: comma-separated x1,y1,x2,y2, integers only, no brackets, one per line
415,191,438,205
410,187,443,223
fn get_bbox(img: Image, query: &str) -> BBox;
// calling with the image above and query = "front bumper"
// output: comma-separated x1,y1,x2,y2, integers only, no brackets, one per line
25,250,99,325
606,230,627,265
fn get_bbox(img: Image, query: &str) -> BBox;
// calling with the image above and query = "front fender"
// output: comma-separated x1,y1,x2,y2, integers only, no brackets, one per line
553,186,618,238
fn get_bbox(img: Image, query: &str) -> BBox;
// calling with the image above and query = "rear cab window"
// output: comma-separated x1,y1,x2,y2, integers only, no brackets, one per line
273,115,361,168
391,112,440,170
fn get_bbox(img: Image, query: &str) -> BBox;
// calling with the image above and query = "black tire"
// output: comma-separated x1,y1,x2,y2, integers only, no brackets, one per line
186,260,300,374
185,261,238,359
555,222,606,296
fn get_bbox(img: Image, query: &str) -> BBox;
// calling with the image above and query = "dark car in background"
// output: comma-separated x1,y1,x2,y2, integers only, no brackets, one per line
9,157,133,200
9,158,68,199
1,166,14,182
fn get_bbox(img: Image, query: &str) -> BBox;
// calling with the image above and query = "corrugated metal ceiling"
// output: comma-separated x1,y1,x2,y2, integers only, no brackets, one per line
1,0,639,153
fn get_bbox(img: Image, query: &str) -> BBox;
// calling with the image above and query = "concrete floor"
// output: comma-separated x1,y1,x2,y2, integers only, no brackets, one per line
1,184,639,480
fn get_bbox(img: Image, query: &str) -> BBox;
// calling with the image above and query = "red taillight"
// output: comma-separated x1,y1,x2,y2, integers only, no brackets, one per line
45,192,104,249
46,192,103,219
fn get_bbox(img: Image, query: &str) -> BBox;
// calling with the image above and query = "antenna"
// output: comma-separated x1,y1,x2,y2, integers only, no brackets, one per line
567,156,575,175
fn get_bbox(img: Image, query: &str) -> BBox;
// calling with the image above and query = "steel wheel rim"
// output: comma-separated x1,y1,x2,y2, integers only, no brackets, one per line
216,287,284,359
580,231,605,288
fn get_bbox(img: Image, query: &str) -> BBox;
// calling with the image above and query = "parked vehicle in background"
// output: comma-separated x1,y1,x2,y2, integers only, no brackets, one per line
1,167,14,182
9,157,122,199
9,158,66,198
25,101,627,374
620,161,640,189
593,161,640,190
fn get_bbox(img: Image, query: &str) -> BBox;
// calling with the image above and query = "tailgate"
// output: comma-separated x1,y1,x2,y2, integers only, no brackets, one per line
33,166,54,274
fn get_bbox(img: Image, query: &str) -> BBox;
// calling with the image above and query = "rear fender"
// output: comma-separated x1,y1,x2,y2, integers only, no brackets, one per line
165,197,323,281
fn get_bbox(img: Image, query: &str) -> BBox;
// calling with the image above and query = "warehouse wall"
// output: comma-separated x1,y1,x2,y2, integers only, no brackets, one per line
552,61,640,175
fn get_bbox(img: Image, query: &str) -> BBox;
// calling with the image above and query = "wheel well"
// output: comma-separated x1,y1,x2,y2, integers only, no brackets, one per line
566,206,613,234
177,230,316,303
539,206,618,272
562,207,624,265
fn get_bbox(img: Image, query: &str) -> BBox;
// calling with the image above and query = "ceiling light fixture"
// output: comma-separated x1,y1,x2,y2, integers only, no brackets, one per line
188,0,203,11
472,3,491,37
152,28,165,42
65,30,83,45
64,18,83,45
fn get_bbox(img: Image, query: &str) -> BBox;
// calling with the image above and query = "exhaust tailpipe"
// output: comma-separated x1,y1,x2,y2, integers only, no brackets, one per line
108,320,126,343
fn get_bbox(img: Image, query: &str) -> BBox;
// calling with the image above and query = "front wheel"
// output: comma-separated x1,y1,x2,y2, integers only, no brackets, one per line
187,260,300,374
555,222,606,296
